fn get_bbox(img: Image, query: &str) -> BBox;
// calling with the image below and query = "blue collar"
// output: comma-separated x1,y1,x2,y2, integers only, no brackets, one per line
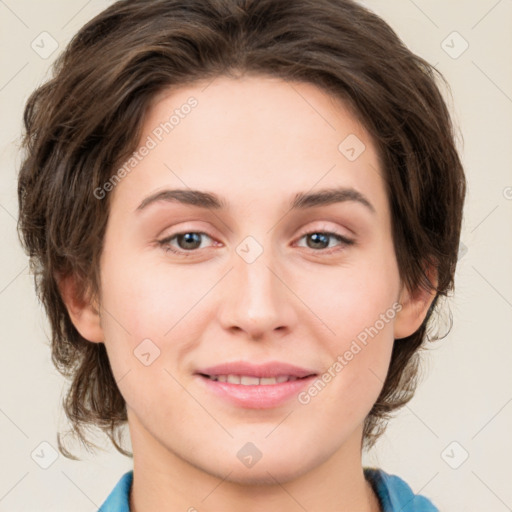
364,468,439,511
98,470,132,512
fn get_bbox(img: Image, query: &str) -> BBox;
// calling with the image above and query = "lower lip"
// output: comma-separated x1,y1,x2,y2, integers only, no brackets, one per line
196,375,317,409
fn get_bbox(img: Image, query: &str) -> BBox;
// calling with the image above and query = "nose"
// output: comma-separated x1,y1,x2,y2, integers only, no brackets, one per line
217,244,298,341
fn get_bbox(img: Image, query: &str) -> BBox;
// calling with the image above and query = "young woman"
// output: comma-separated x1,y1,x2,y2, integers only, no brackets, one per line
17,1,465,510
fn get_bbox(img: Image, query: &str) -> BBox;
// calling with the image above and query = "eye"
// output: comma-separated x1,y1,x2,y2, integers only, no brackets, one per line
158,231,216,256
295,230,355,254
157,229,355,257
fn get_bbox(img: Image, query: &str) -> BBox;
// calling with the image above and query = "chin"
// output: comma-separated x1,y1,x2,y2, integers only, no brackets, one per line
197,450,315,486
219,465,304,486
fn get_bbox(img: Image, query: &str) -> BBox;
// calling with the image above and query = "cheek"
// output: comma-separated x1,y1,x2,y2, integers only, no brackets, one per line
97,252,216,386
97,258,199,415
294,251,399,412
100,253,200,335
299,248,400,344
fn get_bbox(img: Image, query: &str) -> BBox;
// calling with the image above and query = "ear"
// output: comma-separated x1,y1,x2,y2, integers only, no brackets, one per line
56,272,104,343
394,264,438,340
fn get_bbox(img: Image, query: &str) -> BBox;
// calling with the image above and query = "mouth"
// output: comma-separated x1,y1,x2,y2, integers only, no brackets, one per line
198,374,313,385
194,362,318,409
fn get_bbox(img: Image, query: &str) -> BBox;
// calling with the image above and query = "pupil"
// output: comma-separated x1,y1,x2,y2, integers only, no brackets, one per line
179,233,201,249
308,233,328,249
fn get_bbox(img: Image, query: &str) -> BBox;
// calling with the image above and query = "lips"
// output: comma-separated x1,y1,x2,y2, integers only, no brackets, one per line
204,375,299,385
194,361,318,408
195,361,317,379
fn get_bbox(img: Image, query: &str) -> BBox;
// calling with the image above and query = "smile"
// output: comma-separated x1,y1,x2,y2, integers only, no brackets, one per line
202,374,303,385
196,373,317,409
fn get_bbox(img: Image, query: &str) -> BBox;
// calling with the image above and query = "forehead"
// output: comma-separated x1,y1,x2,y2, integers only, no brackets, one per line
110,75,387,218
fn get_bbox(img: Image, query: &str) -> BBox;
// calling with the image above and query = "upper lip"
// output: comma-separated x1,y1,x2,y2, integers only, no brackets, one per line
196,361,317,379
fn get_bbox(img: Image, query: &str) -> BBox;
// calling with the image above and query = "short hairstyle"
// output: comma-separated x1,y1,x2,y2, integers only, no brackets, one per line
17,0,466,458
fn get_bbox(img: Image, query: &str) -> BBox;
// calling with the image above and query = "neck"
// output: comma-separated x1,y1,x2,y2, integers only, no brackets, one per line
128,413,381,512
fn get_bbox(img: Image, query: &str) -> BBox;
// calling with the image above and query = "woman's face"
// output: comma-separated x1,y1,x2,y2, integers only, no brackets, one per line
95,75,406,483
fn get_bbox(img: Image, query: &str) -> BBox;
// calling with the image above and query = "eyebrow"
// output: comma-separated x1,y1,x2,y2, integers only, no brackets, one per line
135,186,375,214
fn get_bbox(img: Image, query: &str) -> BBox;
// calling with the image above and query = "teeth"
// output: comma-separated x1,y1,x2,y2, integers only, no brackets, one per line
227,375,241,384
208,374,299,385
240,376,260,385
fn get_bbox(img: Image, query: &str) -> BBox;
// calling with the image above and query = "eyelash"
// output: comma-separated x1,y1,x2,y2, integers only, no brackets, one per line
157,229,355,257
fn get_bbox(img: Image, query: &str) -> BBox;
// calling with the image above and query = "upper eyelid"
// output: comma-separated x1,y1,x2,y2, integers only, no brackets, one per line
159,219,353,239
295,223,352,239
159,224,351,238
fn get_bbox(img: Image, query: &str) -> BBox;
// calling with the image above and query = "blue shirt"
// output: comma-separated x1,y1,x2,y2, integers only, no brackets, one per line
99,467,439,511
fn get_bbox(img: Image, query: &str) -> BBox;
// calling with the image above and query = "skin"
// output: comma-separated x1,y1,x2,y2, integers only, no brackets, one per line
61,75,436,512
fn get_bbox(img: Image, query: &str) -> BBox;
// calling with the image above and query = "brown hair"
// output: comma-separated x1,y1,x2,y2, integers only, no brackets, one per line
17,0,465,458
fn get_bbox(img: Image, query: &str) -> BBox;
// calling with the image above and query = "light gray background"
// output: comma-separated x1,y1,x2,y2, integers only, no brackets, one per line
1,1,511,510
